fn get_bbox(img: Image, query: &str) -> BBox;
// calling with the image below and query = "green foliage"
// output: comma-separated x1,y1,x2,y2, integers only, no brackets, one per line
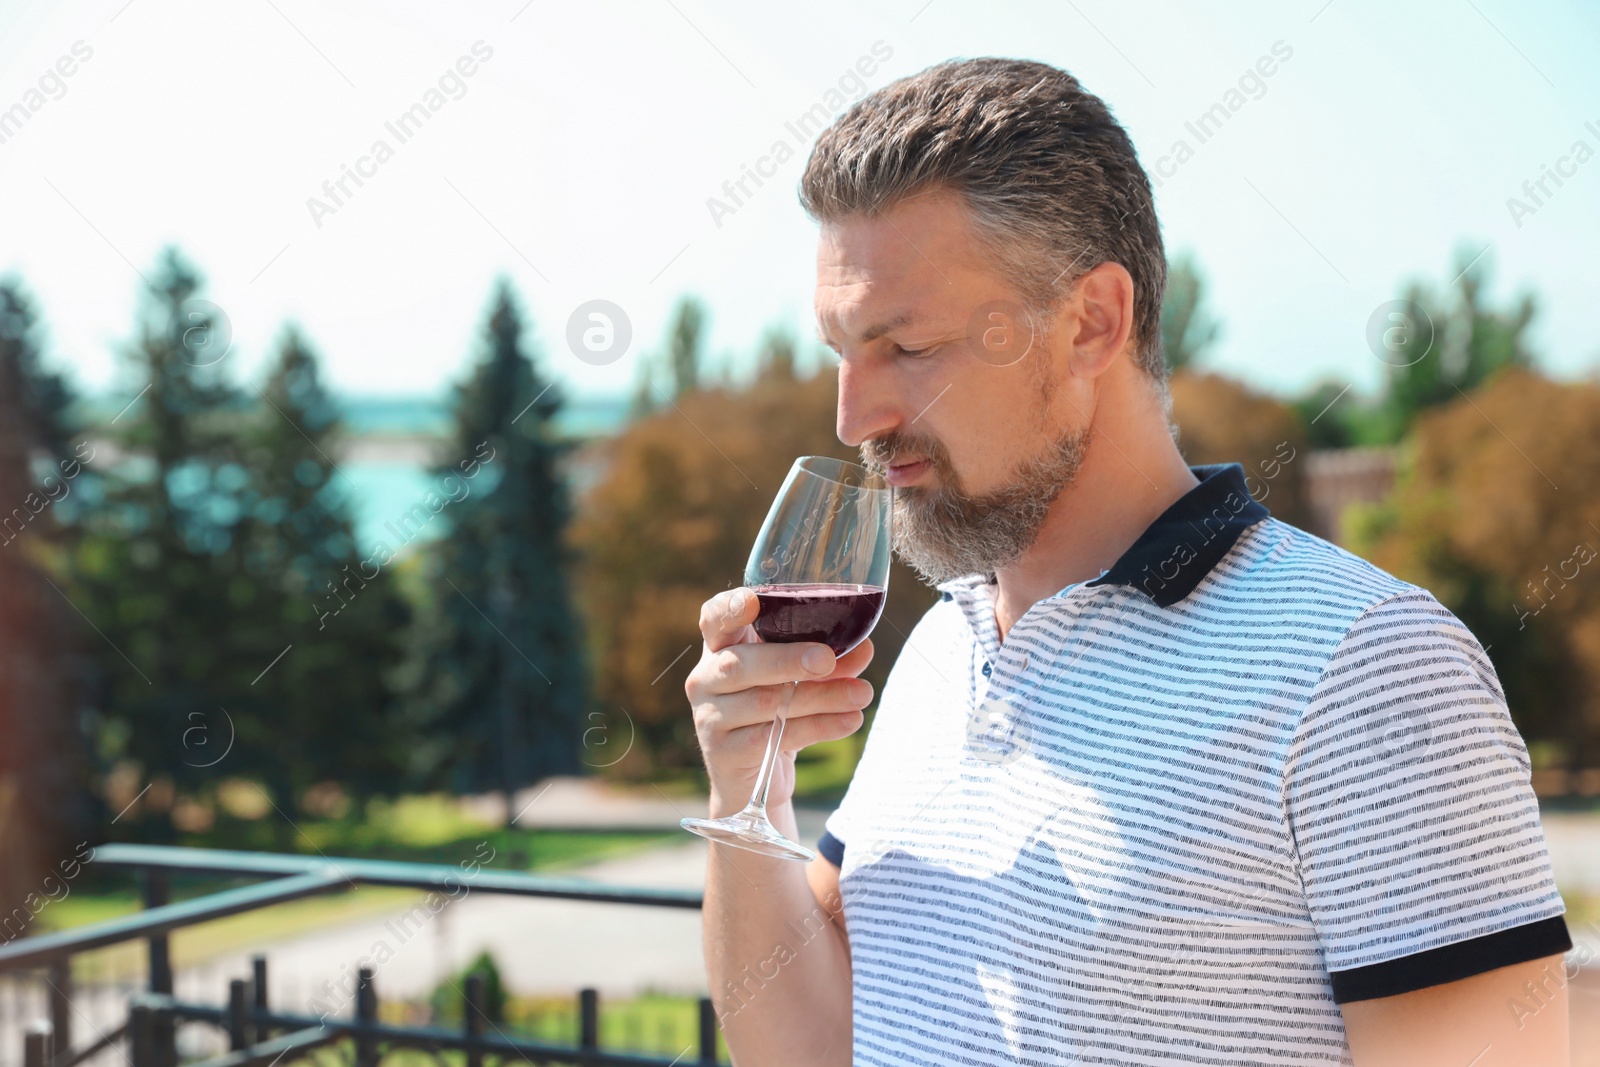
71,253,416,844
1290,382,1375,450
71,250,254,834
237,327,412,819
668,297,706,397
430,949,506,1025
629,296,708,418
1372,248,1536,443
0,280,76,465
501,991,726,1059
409,280,588,805
1159,251,1221,373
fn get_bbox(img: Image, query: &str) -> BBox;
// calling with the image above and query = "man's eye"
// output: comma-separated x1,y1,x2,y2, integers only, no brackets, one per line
895,344,933,358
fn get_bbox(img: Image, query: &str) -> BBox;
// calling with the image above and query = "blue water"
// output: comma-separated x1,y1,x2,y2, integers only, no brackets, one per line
341,461,443,552
337,393,628,549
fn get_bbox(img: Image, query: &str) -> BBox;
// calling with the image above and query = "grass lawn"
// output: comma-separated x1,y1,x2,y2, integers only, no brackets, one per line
1564,889,1600,933
306,991,730,1066
791,734,861,805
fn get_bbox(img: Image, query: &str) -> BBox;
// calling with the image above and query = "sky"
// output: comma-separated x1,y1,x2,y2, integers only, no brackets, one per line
1,0,1597,412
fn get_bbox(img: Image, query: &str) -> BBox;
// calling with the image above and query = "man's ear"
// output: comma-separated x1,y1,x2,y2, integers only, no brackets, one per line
1063,262,1136,380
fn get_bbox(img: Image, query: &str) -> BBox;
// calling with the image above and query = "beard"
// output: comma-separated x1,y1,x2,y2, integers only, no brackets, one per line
861,423,1090,585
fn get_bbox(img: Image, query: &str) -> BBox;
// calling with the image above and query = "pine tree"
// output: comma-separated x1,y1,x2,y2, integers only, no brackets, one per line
237,327,411,827
412,281,586,819
0,279,95,935
73,249,251,839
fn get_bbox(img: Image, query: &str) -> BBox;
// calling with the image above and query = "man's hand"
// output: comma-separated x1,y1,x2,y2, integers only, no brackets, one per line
686,587,875,818
691,588,870,1067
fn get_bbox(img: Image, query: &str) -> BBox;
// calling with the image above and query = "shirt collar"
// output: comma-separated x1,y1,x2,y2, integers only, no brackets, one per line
935,462,1270,610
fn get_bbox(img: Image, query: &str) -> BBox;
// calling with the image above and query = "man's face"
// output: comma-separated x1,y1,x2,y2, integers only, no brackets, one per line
814,188,1093,583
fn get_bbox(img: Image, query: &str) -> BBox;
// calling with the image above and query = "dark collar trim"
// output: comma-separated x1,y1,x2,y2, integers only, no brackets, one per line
1083,462,1269,607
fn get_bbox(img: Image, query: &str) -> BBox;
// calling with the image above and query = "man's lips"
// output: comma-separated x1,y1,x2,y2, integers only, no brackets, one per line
883,457,930,487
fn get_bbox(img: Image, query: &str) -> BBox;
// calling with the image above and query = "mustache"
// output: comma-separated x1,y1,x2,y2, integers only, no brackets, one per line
860,430,948,475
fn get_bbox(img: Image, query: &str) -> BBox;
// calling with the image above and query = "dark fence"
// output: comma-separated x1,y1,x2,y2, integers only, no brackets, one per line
0,845,724,1067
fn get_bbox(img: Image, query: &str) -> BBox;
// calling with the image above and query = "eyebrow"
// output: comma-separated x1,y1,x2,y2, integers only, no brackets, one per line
816,311,917,348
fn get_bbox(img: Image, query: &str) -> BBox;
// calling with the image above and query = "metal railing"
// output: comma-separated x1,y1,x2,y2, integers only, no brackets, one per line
0,844,724,1067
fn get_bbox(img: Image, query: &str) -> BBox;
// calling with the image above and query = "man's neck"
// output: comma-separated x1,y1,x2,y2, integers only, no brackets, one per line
991,435,1198,643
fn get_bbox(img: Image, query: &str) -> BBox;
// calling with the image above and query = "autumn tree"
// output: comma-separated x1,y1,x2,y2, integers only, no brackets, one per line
1349,367,1600,772
1168,370,1314,532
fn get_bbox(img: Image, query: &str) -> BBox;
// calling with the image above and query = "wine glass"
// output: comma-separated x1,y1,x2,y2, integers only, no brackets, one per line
681,455,893,861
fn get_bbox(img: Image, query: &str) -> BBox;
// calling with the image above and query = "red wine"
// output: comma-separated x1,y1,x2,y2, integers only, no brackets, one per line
753,584,886,655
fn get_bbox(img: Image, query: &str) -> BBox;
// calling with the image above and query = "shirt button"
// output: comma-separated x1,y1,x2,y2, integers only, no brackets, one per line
981,661,992,677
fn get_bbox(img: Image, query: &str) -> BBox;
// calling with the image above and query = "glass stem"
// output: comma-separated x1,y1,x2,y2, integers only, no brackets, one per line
744,681,797,817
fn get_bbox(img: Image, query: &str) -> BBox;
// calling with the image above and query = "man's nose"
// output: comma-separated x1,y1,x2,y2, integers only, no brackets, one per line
836,355,903,449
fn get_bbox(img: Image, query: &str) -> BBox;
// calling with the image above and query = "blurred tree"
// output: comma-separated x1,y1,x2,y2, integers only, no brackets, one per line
757,329,798,383
631,297,709,419
0,279,95,936
1349,366,1600,774
236,327,412,828
410,281,586,821
1159,252,1221,374
1372,249,1535,442
1294,381,1356,451
72,249,252,841
668,297,706,398
429,949,506,1025
575,356,938,777
1168,370,1314,532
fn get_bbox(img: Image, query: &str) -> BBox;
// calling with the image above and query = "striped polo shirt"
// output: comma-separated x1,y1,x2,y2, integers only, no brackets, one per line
817,461,1571,1065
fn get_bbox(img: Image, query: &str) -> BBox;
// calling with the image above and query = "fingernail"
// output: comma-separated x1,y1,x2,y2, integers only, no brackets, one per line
803,646,833,674
852,680,874,705
728,590,747,615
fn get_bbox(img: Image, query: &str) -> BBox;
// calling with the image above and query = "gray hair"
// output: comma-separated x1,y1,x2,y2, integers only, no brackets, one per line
799,58,1168,385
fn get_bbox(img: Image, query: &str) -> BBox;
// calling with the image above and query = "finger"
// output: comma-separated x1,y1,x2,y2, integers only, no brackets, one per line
780,709,868,751
699,587,758,653
723,709,865,761
699,638,839,696
705,676,873,733
819,637,874,681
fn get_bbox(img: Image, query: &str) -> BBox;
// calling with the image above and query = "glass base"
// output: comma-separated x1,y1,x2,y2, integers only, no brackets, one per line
680,809,816,862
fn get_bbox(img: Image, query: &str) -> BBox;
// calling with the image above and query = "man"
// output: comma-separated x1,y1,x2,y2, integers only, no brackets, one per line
685,58,1573,1065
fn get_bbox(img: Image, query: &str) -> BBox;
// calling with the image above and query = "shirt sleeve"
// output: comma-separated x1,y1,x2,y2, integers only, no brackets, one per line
1283,588,1571,1003
818,737,869,867
818,697,882,867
